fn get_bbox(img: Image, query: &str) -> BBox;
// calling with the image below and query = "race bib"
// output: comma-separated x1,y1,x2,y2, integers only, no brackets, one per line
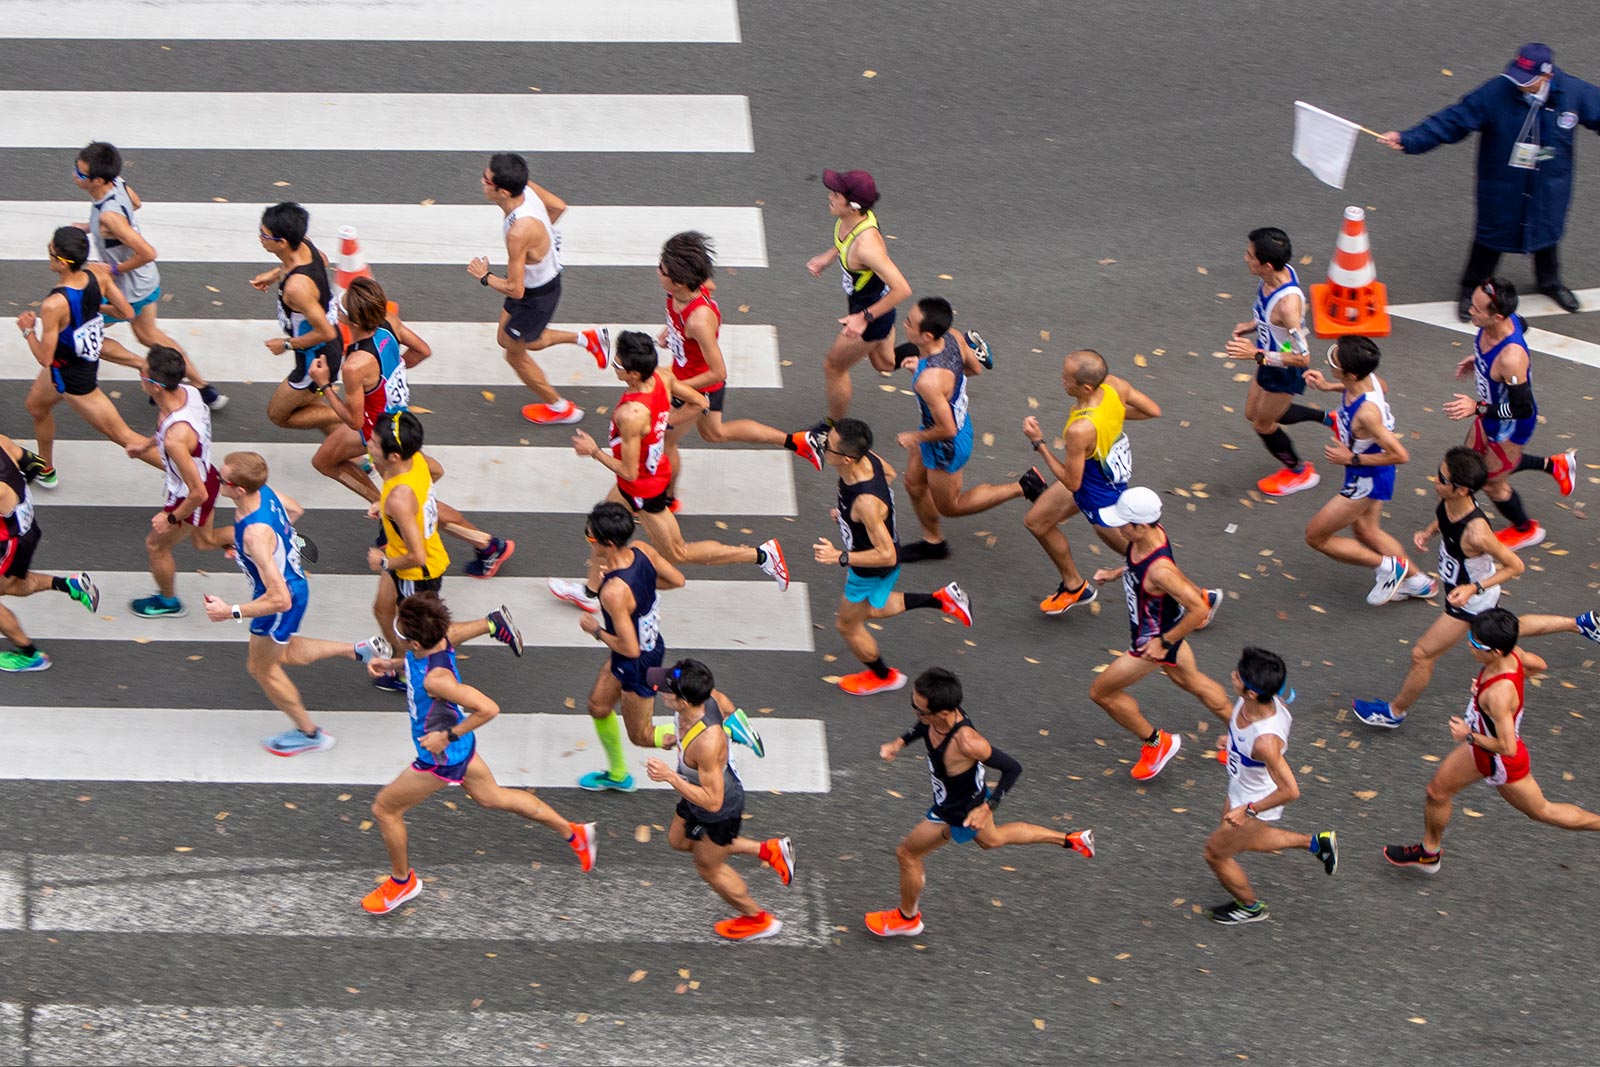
1103,434,1134,485
637,598,662,651
71,318,104,362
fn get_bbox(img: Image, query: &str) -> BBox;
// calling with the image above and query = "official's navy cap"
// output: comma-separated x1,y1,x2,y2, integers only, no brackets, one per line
1504,43,1554,87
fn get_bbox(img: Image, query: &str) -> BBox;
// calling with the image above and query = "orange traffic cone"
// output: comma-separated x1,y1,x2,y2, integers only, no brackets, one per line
334,225,374,294
1311,206,1391,338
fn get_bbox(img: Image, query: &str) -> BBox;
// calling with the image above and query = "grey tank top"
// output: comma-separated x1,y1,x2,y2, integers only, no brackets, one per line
89,178,160,302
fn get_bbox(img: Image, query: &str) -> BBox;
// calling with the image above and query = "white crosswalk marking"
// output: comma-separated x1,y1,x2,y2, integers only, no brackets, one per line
0,320,785,388
1388,288,1600,370
0,0,744,43
0,202,770,267
0,92,755,153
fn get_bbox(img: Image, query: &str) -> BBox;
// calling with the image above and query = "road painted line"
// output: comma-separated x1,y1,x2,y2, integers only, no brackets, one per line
0,1004,19,1067
11,1004,842,1066
33,440,800,515
9,571,815,651
0,202,770,267
0,0,743,42
1389,290,1600,370
0,709,830,792
0,320,784,389
0,92,753,154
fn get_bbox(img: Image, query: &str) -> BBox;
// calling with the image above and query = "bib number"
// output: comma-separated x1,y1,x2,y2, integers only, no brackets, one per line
839,264,855,296
72,318,104,363
665,322,687,367
1103,434,1133,484
637,598,661,651
1437,547,1461,585
927,759,946,806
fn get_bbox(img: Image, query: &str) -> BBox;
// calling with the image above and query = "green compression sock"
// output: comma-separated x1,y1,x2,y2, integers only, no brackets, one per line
593,712,628,780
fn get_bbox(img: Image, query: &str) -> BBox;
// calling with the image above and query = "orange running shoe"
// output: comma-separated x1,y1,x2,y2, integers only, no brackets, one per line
579,326,611,369
1039,580,1096,616
361,870,421,914
788,431,824,472
1496,522,1546,552
569,822,597,873
838,667,907,696
714,911,783,941
522,400,584,425
1257,464,1320,497
760,836,795,886
1066,829,1096,858
1550,449,1577,497
864,908,925,938
933,581,973,626
1130,729,1182,780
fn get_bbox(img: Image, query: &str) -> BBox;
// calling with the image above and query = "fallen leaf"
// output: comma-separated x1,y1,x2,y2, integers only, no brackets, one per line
575,1013,590,1024
628,970,647,983
173,846,194,853
1197,266,1209,274
1087,976,1102,984
1115,952,1132,960
1463,808,1484,818
481,390,496,402
1409,1017,1427,1025
273,180,291,187
1133,354,1148,367
1033,1019,1046,1030
1098,258,1117,266
1352,790,1377,800
862,70,877,78
635,825,651,843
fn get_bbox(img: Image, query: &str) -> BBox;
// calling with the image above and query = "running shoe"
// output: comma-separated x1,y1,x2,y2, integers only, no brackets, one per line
804,424,831,463
66,572,100,613
578,770,637,793
264,728,336,757
1018,467,1047,503
1066,829,1095,858
1575,611,1600,644
1352,699,1405,729
838,668,907,696
1203,588,1223,627
864,908,924,938
354,634,392,664
1367,556,1409,606
569,822,597,873
934,581,973,626
33,468,60,489
1496,522,1546,552
465,536,516,578
758,539,789,591
1314,830,1338,875
579,326,611,370
522,401,584,426
131,594,187,619
1039,580,1096,616
487,605,524,657
723,707,766,758
199,385,229,411
1393,573,1438,600
548,577,601,613
787,430,824,472
715,911,783,942
293,533,319,565
761,836,795,886
1551,449,1577,497
897,539,950,563
965,329,994,370
1256,465,1320,497
667,496,682,514
362,870,421,914
1209,900,1269,925
21,452,56,486
1382,842,1441,874
372,672,407,694
1130,729,1181,781
0,649,50,673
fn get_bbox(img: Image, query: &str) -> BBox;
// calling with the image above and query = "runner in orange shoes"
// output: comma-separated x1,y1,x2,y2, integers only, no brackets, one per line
1088,487,1230,781
644,658,792,942
360,591,594,914
866,667,1094,938
811,419,971,696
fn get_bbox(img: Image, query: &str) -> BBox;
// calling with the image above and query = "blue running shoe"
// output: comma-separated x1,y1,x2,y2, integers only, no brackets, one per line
66,572,100,613
487,605,523,657
965,330,994,370
1576,611,1600,644
723,707,766,758
263,728,336,757
1353,699,1404,729
131,594,187,619
578,770,637,793
465,537,515,579
372,672,407,693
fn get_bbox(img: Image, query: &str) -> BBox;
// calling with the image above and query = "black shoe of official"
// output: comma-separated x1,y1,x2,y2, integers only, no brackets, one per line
1018,467,1047,503
1456,292,1474,323
897,540,950,564
1540,285,1581,313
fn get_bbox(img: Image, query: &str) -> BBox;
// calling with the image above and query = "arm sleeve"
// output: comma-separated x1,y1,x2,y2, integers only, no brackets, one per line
1494,377,1536,420
899,721,929,748
983,746,1023,807
1402,86,1492,153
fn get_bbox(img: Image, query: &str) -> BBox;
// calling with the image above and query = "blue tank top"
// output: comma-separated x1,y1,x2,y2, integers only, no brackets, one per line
1123,530,1182,650
1473,317,1535,416
602,547,662,656
405,644,476,767
50,273,105,369
232,484,308,598
914,335,968,434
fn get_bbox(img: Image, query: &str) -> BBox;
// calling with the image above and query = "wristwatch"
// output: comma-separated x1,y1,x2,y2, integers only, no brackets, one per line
861,309,875,326
165,511,180,526
1245,802,1259,819
231,604,243,622
839,551,850,568
445,728,460,743
479,273,491,287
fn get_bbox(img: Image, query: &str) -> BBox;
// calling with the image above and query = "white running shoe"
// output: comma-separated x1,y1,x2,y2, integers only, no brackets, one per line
1367,556,1409,606
1393,573,1437,600
548,577,600,613
758,539,789,591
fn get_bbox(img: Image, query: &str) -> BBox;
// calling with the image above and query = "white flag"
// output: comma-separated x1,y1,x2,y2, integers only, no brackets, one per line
1293,101,1361,189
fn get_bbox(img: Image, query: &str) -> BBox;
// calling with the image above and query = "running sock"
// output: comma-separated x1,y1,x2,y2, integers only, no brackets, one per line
584,586,600,600
1256,428,1301,470
50,576,70,594
1144,729,1161,746
864,657,891,680
782,436,798,453
1279,403,1326,426
1491,489,1533,531
15,643,37,658
754,546,768,566
593,712,628,780
902,592,940,611
300,729,319,739
1308,839,1320,854
391,874,411,887
899,907,918,921
1514,454,1550,475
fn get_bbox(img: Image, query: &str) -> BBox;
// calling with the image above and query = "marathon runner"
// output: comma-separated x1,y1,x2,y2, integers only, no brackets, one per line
251,202,342,433
865,667,1095,938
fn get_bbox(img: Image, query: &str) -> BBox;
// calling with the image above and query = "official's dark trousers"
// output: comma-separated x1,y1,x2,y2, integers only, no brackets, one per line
1458,240,1561,294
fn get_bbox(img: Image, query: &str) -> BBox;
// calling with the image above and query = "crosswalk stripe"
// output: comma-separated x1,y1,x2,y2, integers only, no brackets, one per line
0,709,830,791
4,1004,843,1065
0,320,785,388
12,571,815,651
0,91,754,154
0,0,744,43
1388,290,1600,371
34,440,800,515
0,202,770,267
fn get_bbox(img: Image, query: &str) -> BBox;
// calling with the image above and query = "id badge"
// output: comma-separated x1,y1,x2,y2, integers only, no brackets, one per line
1510,141,1540,169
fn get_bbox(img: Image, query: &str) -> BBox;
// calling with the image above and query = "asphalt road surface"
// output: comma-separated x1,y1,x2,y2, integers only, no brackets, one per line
3,2,1600,1065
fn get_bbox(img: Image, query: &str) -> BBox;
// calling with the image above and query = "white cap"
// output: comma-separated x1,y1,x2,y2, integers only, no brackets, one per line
1098,486,1163,527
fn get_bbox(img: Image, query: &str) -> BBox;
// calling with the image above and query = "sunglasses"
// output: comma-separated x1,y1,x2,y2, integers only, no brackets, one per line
823,445,858,459
73,164,89,181
220,478,242,489
1468,632,1492,651
1436,469,1453,487
910,699,937,717
259,229,282,242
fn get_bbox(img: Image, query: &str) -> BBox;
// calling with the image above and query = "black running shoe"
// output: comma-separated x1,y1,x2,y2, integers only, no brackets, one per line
487,604,524,657
1314,830,1338,875
1382,842,1441,874
1019,467,1046,502
1209,900,1269,925
897,540,950,563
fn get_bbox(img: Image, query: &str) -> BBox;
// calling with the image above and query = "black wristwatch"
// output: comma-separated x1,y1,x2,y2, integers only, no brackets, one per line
445,728,460,743
479,273,491,287
861,309,875,326
839,551,850,568
165,511,180,527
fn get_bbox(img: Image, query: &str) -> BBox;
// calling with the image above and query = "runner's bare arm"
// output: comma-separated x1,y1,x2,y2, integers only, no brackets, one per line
235,525,293,617
903,369,958,444
655,727,728,811
676,304,727,391
275,274,336,351
1112,376,1162,420
1461,518,1525,589
423,670,501,738
850,230,912,320
162,423,208,523
379,485,427,573
850,494,899,568
1146,558,1211,646
95,210,158,272
594,580,641,658
386,308,433,368
528,181,567,224
85,264,137,320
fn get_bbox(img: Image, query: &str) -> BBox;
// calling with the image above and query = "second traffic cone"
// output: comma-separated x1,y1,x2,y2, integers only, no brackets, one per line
1311,206,1390,338
334,225,374,294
